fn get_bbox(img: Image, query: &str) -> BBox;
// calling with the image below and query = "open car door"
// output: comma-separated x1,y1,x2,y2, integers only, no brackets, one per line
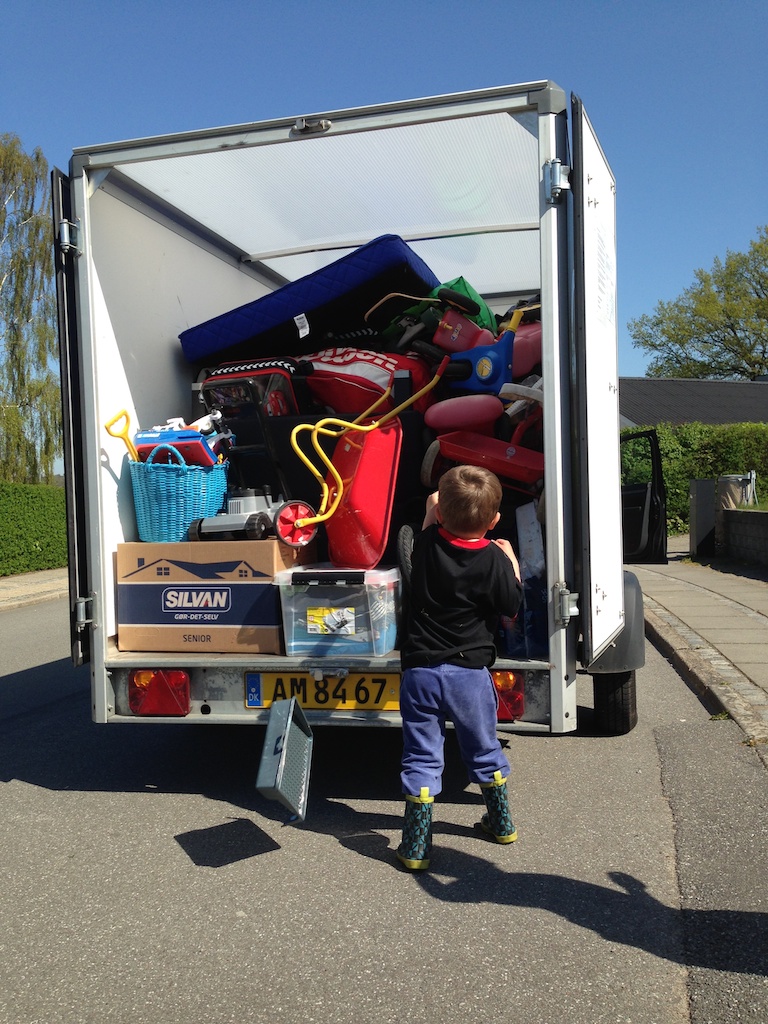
621,429,668,564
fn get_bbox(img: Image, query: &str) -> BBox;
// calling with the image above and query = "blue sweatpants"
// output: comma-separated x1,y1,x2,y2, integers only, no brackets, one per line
400,663,510,797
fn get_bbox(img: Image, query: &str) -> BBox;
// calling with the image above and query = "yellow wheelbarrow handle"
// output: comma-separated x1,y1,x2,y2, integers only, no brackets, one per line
287,354,451,530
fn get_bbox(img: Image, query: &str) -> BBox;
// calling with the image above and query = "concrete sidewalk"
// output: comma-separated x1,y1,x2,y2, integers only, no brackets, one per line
0,566,69,612
2,543,767,754
631,535,768,756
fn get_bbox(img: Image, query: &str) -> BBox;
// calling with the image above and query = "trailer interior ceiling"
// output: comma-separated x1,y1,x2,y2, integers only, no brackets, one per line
77,86,551,299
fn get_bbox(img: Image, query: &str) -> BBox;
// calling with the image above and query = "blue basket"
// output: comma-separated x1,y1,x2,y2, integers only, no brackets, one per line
129,444,227,543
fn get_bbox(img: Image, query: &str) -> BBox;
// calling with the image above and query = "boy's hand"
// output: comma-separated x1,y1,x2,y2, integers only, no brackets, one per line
492,538,522,582
422,491,440,530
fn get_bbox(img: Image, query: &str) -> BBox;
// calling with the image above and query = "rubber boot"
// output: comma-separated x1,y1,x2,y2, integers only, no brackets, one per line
478,770,517,843
396,787,434,870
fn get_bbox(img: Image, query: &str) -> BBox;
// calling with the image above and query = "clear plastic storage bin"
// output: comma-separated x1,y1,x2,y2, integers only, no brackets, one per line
274,566,400,657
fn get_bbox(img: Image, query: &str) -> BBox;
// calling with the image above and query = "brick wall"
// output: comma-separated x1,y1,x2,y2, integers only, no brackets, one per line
722,510,768,569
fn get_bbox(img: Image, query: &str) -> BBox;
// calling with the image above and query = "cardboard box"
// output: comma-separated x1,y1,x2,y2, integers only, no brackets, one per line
116,540,314,653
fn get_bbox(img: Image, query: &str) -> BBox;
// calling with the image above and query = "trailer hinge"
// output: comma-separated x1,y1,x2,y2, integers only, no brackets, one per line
59,219,81,257
75,595,94,632
554,583,579,628
544,159,571,205
291,117,332,136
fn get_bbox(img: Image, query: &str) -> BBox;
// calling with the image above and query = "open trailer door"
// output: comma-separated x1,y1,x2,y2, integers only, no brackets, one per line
571,95,625,665
51,168,90,667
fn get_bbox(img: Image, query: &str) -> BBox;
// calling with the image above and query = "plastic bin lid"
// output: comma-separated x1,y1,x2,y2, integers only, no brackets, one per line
273,564,400,586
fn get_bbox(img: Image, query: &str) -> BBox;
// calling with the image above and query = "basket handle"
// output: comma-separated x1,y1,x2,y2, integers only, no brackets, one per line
145,443,187,468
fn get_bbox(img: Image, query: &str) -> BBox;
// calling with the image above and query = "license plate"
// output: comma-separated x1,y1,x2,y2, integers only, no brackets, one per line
245,671,400,711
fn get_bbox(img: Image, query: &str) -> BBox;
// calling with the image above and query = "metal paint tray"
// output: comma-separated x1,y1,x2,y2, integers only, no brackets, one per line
255,698,313,821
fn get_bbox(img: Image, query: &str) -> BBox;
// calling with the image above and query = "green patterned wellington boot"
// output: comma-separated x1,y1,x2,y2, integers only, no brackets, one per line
478,770,518,843
396,787,434,870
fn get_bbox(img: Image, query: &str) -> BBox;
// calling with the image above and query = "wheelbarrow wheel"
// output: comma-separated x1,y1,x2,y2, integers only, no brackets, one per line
274,500,319,548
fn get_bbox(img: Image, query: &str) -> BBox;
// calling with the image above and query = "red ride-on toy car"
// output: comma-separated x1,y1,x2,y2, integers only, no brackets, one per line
420,389,544,498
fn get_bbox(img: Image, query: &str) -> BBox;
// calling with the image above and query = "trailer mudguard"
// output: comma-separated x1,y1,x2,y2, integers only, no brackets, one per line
587,571,645,673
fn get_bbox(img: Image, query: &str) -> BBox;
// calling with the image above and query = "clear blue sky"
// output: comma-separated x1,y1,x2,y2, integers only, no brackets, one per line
3,0,767,377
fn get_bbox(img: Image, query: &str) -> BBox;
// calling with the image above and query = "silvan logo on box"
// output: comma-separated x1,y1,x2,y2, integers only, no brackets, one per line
162,587,232,613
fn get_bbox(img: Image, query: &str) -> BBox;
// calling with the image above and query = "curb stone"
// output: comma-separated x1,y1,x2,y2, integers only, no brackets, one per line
644,600,768,770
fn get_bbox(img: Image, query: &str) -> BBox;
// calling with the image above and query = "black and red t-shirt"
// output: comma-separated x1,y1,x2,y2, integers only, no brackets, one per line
401,524,523,670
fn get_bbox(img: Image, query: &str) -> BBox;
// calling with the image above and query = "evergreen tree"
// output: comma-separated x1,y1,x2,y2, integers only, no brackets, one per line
629,227,768,380
0,133,60,483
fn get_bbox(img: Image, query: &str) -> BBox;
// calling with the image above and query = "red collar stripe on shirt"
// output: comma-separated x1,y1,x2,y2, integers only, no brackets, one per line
437,526,491,550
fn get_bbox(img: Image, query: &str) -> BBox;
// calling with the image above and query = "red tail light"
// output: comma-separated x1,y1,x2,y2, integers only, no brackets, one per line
129,669,190,716
493,670,524,722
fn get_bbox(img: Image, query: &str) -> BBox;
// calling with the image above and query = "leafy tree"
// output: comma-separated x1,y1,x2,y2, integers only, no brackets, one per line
629,227,768,380
0,133,60,483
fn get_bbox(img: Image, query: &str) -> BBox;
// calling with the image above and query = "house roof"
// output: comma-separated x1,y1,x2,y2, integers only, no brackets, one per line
619,378,768,429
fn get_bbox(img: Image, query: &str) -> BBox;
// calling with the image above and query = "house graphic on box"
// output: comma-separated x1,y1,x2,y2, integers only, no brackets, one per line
126,557,271,582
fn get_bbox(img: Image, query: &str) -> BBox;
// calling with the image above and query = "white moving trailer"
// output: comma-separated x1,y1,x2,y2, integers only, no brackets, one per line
53,80,644,735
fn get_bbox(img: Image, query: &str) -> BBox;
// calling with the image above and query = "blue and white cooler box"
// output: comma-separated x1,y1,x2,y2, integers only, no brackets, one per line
274,566,401,657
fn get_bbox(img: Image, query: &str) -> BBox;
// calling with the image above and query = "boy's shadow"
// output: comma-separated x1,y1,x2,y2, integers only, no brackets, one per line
332,825,768,977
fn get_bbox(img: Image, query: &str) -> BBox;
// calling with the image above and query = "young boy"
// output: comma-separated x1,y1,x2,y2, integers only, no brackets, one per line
396,464,523,871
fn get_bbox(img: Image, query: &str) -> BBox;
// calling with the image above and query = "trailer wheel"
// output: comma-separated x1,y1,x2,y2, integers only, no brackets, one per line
592,671,638,735
274,500,318,548
188,519,203,542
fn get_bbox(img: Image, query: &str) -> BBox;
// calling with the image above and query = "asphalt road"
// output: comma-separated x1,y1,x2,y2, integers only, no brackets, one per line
1,598,766,1024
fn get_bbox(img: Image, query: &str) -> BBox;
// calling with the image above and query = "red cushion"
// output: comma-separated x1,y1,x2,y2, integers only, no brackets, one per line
424,394,504,435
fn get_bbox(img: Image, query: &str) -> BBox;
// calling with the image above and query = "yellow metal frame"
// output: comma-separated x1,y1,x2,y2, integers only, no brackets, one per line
289,356,450,529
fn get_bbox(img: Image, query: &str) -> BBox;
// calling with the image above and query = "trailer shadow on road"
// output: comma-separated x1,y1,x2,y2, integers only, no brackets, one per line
2,658,767,979
0,662,487,811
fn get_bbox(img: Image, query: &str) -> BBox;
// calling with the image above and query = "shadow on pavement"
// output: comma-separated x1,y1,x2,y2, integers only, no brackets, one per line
3,657,766,977
411,853,768,976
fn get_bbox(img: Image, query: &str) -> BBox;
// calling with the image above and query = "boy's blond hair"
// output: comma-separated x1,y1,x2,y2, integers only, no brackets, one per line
437,465,502,537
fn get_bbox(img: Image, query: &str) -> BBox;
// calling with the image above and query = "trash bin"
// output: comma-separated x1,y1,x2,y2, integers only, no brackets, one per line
717,475,746,510
715,472,757,552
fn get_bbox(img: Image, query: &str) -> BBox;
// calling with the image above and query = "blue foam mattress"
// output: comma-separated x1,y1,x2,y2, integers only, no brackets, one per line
180,234,440,364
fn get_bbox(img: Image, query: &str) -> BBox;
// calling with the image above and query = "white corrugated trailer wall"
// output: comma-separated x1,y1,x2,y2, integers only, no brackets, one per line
69,168,277,720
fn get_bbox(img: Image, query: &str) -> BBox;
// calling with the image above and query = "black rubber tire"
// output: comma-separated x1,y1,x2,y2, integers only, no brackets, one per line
244,512,272,541
436,287,481,317
420,440,455,489
397,523,415,594
592,671,638,735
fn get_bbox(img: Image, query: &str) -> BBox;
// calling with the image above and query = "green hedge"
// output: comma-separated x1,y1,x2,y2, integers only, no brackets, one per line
621,422,768,535
0,482,67,577
3,423,765,571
